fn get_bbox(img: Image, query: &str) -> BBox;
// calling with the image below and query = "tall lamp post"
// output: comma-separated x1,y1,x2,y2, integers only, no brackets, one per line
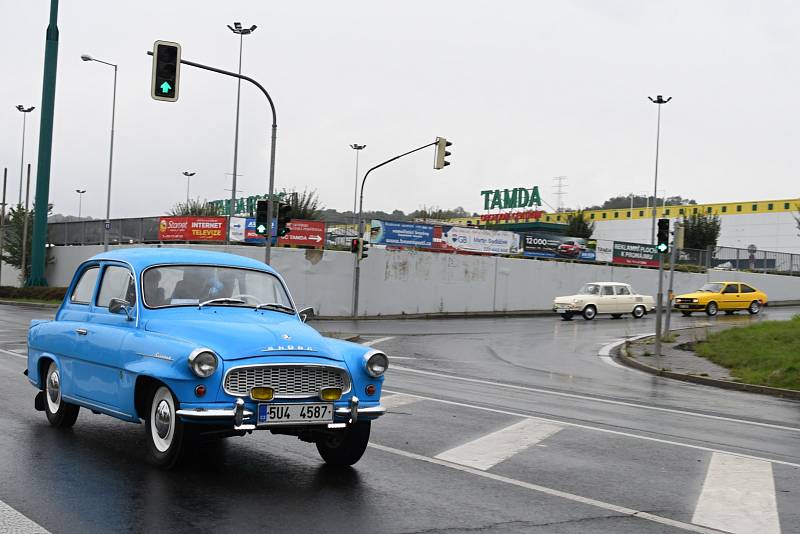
226,21,257,244
75,189,86,218
16,105,36,206
81,54,117,252
349,144,366,229
648,95,671,245
182,171,196,203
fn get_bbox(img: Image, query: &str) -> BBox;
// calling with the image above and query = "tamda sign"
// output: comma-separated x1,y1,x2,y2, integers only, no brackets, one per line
480,186,542,210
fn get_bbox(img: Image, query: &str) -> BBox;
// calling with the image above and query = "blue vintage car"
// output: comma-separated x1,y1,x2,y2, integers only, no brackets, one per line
26,248,387,468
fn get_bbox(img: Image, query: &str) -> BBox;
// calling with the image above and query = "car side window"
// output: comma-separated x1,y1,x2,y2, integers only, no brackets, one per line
71,267,99,304
602,286,615,296
97,266,136,308
723,284,739,294
740,284,756,293
615,286,631,295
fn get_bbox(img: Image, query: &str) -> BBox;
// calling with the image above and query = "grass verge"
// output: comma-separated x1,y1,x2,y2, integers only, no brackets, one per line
695,315,800,390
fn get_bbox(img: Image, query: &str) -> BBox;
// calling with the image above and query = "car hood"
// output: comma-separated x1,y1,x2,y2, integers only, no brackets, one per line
143,313,339,361
676,291,713,300
553,295,583,303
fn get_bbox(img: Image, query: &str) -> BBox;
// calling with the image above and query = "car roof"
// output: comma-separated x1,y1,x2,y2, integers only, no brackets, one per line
86,247,275,274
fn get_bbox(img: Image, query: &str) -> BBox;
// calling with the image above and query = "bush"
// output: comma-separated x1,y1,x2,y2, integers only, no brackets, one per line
0,286,67,302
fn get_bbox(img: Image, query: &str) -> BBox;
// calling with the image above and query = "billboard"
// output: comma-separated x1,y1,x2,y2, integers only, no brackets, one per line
370,220,434,247
158,217,227,241
522,232,595,261
278,219,326,248
433,225,519,254
610,240,660,267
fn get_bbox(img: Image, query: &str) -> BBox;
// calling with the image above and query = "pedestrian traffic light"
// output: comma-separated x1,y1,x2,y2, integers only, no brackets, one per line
434,137,452,170
151,40,181,102
276,203,293,237
350,238,360,254
255,199,270,236
657,218,670,253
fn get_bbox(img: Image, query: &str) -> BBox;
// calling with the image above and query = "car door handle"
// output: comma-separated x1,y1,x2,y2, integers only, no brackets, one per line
75,328,88,336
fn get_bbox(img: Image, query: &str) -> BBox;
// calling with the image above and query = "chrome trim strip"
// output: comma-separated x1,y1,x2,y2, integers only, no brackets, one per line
334,405,386,417
63,394,135,420
176,408,254,419
222,363,352,398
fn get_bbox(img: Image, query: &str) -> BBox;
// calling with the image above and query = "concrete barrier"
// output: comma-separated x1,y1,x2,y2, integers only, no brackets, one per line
45,245,800,317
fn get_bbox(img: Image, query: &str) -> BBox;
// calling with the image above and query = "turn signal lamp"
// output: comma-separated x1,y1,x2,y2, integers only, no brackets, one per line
250,387,274,401
320,387,342,401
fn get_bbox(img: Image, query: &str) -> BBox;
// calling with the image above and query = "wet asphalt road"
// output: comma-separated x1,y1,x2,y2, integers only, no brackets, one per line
1,303,799,533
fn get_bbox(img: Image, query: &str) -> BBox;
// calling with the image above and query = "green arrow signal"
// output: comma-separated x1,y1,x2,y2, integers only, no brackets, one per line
160,81,172,93
257,224,267,234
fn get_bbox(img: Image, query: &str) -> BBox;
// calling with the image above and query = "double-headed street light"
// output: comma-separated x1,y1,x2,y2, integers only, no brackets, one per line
182,171,196,203
81,53,118,251
16,105,36,206
648,95,671,245
75,189,86,219
226,21,257,244
349,144,366,229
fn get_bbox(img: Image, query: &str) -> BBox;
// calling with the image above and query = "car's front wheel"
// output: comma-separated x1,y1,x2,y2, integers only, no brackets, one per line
316,421,371,466
44,361,80,428
748,301,761,315
582,305,597,321
705,302,718,316
145,385,185,469
632,305,646,319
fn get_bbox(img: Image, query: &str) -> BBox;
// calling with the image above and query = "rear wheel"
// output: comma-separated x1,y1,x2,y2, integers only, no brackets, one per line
748,301,761,315
44,361,80,428
681,311,692,317
560,313,573,321
582,305,597,321
316,421,371,466
632,306,646,319
705,302,718,317
145,385,186,469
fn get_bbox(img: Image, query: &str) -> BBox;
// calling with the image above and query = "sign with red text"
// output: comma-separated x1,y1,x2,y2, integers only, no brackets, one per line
277,219,326,248
158,217,227,241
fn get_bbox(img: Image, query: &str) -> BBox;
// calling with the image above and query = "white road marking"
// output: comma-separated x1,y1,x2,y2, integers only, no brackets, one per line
381,393,421,410
692,453,781,534
383,389,800,469
0,348,26,359
390,364,800,433
435,419,563,470
361,336,395,347
0,499,50,533
370,443,721,534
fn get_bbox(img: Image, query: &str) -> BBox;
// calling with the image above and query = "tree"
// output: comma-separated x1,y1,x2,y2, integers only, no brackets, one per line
168,199,221,216
565,210,594,238
682,213,721,250
409,205,469,220
586,194,696,210
283,188,323,220
793,204,800,237
1,204,53,281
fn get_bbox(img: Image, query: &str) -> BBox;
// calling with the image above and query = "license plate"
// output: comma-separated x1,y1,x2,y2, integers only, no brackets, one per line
677,304,689,308
257,403,333,425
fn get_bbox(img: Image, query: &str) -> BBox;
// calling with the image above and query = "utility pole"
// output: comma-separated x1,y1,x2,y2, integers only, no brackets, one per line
648,95,671,245
21,165,31,281
350,144,366,227
0,168,7,287
552,176,568,212
16,106,36,206
662,221,683,337
182,171,195,203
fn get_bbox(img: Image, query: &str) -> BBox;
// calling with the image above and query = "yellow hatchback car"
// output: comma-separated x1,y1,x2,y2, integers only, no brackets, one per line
673,281,768,317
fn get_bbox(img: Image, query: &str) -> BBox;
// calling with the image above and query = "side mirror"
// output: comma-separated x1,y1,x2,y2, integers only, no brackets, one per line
298,306,315,323
109,298,134,321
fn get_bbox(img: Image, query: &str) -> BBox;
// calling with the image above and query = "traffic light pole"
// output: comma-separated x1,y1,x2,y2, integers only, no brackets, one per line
147,51,278,264
655,254,664,357
352,141,436,317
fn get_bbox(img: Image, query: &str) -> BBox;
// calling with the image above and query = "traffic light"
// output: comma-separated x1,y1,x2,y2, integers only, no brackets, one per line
656,218,670,253
350,238,360,254
255,200,270,236
276,203,293,237
360,239,369,259
151,40,181,102
434,137,452,170
350,238,369,260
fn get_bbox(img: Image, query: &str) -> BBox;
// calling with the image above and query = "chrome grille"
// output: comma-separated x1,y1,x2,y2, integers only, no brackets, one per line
675,298,694,303
224,365,350,398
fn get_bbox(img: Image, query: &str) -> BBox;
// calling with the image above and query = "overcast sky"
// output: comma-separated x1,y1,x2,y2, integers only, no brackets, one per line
1,0,798,220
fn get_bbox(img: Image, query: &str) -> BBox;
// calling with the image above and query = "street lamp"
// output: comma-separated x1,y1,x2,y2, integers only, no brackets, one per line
226,21,258,244
349,144,366,229
648,95,671,245
16,105,35,206
75,189,86,219
182,171,196,203
81,53,118,251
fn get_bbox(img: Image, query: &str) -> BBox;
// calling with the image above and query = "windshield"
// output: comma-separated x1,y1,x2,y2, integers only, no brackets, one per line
142,265,293,310
578,284,601,295
698,283,724,293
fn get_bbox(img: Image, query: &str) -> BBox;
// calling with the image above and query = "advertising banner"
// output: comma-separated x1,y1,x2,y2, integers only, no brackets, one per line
522,232,595,261
369,220,434,247
612,241,659,267
595,240,614,263
158,217,227,241
433,225,519,254
278,219,326,248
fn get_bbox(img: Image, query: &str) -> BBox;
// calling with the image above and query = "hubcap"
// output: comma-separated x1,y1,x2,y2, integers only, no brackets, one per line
751,302,759,312
47,371,60,404
154,400,172,439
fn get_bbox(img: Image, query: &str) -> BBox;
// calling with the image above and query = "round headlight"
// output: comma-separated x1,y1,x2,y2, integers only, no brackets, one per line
188,349,218,378
365,351,389,378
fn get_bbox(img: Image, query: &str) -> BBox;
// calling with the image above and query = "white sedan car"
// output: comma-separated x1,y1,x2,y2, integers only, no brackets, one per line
552,282,655,321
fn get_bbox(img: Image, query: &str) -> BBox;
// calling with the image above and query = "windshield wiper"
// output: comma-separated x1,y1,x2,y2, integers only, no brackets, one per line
255,302,296,314
198,297,246,309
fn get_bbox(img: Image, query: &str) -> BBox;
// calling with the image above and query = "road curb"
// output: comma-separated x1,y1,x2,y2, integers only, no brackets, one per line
613,336,800,401
0,299,60,309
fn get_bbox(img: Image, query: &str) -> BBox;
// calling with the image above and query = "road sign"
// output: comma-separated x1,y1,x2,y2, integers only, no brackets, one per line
104,221,111,230
151,41,181,102
277,219,326,249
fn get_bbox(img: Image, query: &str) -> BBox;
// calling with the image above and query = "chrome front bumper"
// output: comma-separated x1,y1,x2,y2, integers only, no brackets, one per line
176,396,386,431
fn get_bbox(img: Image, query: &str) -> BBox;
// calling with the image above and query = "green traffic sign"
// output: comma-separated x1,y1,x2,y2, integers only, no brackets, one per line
657,243,668,253
160,81,172,93
257,224,267,234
